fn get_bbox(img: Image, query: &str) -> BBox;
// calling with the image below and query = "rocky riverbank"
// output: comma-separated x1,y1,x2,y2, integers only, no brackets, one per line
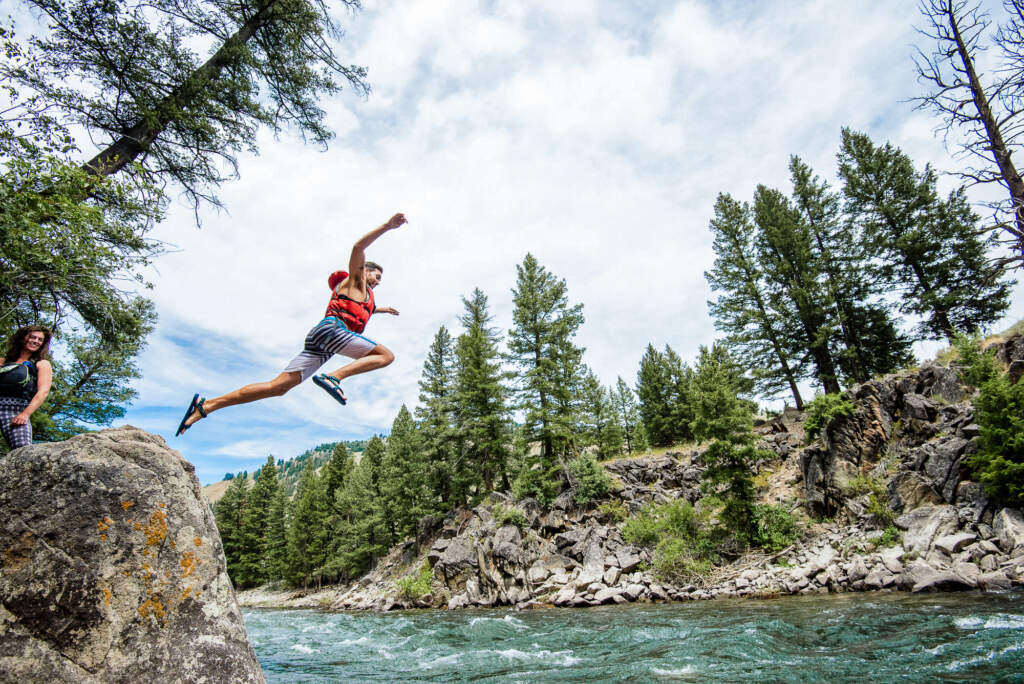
238,335,1024,613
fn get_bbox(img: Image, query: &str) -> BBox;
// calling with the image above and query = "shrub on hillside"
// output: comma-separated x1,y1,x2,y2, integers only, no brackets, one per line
967,373,1024,508
952,333,1000,387
492,504,527,529
803,393,855,442
395,563,432,601
568,454,613,504
751,504,801,552
512,463,563,508
622,500,717,582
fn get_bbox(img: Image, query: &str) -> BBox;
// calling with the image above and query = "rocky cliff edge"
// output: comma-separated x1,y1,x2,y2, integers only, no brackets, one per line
0,426,264,683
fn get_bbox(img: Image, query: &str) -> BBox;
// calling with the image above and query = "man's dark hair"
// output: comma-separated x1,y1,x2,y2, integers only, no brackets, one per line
365,261,383,273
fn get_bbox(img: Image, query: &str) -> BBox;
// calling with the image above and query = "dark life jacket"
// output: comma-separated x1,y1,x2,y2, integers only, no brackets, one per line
325,271,375,334
0,360,37,401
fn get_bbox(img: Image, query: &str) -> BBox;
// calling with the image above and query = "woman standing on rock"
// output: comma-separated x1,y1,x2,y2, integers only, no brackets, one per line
0,326,53,449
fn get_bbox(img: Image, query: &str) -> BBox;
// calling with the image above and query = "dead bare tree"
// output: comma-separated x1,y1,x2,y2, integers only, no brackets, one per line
914,0,1024,271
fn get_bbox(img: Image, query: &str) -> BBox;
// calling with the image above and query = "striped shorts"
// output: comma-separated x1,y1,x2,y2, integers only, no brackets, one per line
0,397,32,450
283,317,378,382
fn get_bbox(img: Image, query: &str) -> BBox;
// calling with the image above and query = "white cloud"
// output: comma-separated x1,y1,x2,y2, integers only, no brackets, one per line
114,0,1023,482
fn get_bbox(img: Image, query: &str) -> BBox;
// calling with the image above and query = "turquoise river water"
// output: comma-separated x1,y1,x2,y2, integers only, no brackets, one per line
243,592,1024,682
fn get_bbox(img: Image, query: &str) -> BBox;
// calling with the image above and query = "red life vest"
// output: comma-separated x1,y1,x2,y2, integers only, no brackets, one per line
325,271,375,333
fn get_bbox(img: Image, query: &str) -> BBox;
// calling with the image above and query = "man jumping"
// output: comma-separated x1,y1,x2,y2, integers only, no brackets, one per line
176,212,408,435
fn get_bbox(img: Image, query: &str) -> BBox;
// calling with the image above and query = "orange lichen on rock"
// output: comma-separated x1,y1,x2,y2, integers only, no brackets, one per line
103,588,111,606
97,517,113,532
144,509,167,548
121,500,134,511
193,537,202,547
180,551,197,577
180,586,193,601
137,597,166,621
100,534,107,542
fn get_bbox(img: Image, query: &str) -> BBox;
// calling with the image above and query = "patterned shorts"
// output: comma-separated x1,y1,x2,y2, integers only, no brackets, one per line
0,397,31,450
283,317,378,382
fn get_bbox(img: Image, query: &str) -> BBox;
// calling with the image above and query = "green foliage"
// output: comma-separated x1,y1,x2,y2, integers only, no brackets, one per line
838,129,1012,342
866,493,896,527
752,504,801,552
752,184,843,394
967,371,1024,508
492,504,527,529
878,526,902,547
622,500,717,583
213,475,250,583
705,193,808,408
611,377,642,454
598,499,628,523
691,343,766,544
286,461,330,587
843,473,886,498
567,454,613,504
395,564,433,601
512,462,564,508
635,344,696,447
455,288,511,497
9,0,369,208
506,254,586,476
324,436,390,584
653,538,714,583
234,457,283,588
803,393,855,441
379,405,430,542
416,326,459,510
578,370,624,459
952,333,1000,387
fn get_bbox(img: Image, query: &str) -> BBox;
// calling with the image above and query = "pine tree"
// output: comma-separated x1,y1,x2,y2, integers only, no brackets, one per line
838,129,1012,341
265,484,288,582
322,442,354,506
379,405,430,541
330,436,390,579
754,185,843,394
611,376,642,454
789,156,914,383
506,255,586,502
690,343,768,544
664,346,697,441
635,344,694,446
705,193,807,408
636,344,675,447
286,461,329,588
416,326,459,509
454,288,510,498
236,456,280,587
214,474,249,584
578,370,624,460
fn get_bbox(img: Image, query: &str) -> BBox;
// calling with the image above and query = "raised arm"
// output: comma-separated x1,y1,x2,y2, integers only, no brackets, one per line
347,213,408,281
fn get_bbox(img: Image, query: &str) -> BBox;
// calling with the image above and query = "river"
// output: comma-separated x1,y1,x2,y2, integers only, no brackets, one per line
243,591,1024,682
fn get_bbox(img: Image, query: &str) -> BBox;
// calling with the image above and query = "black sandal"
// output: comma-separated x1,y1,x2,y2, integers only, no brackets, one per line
175,394,207,436
313,374,348,406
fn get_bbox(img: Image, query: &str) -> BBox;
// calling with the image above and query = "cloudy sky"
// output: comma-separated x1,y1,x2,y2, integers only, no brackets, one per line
88,0,1023,484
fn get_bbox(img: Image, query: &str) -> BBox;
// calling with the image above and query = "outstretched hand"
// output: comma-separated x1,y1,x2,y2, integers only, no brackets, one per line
385,213,408,229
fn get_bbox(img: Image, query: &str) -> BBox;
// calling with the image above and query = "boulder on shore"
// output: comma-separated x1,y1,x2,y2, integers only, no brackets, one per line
0,426,264,684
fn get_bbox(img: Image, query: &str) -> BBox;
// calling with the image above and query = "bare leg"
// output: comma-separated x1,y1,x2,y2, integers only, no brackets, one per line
325,345,395,382
184,371,302,428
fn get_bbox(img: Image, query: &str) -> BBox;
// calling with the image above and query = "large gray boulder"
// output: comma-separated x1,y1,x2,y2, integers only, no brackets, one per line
0,426,264,683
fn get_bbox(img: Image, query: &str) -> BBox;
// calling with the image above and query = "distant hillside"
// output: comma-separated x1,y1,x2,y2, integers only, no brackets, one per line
202,439,373,505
